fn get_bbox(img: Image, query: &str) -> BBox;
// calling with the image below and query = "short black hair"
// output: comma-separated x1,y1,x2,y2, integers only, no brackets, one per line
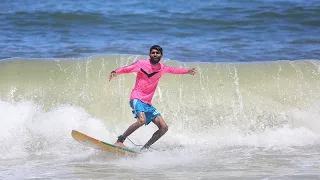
150,45,163,55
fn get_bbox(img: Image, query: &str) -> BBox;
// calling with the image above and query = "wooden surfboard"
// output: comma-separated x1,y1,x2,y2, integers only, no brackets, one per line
71,130,138,156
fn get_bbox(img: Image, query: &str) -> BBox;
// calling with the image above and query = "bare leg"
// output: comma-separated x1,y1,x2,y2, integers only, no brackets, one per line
114,112,146,147
142,116,168,150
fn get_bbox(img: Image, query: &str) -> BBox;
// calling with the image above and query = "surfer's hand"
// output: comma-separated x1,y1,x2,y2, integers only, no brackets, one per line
109,71,117,81
188,68,196,75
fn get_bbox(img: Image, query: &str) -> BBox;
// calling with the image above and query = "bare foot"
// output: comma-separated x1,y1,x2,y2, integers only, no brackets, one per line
114,142,127,148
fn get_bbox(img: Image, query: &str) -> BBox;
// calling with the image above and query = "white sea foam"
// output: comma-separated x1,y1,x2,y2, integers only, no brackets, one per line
1,100,319,162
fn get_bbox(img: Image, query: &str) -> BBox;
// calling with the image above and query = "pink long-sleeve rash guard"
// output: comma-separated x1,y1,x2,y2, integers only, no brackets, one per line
115,60,189,105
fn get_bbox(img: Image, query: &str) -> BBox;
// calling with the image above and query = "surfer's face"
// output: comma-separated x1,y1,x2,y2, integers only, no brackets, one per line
149,49,162,64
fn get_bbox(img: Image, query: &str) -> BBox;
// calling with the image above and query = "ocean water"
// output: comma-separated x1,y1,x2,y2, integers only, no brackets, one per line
1,0,320,61
1,0,320,180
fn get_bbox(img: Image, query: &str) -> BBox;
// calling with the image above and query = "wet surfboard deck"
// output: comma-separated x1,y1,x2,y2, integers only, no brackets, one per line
71,130,138,156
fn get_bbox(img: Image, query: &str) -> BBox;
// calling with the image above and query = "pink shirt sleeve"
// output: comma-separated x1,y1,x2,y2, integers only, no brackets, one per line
115,61,140,74
163,64,189,74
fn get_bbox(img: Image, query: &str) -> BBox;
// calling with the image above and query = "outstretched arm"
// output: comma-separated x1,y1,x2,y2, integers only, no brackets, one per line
164,66,196,75
109,61,140,81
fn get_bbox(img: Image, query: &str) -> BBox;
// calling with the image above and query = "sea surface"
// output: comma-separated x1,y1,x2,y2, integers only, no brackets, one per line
0,0,320,180
1,0,320,62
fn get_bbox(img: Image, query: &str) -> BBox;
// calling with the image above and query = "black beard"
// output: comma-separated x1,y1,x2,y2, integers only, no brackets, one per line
150,57,161,64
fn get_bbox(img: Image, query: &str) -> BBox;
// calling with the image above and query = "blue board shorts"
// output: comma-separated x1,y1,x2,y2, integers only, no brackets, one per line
130,99,161,125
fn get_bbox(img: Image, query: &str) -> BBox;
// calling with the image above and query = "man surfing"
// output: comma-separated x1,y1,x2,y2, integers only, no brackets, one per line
109,45,196,150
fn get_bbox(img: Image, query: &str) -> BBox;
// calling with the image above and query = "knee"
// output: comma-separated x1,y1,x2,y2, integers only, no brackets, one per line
161,125,168,133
